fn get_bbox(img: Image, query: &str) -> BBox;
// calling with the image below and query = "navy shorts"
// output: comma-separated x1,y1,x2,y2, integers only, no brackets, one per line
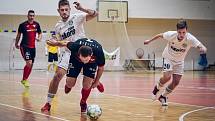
48,52,58,62
20,46,36,63
67,57,97,79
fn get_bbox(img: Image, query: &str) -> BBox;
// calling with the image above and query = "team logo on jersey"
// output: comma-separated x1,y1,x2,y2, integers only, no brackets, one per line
171,46,186,52
182,43,187,48
61,26,75,39
68,20,73,25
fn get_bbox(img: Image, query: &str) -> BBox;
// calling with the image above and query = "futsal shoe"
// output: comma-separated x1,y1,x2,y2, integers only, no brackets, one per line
64,85,71,94
80,102,87,113
97,82,104,93
41,103,51,112
158,95,168,106
151,86,159,101
21,80,30,88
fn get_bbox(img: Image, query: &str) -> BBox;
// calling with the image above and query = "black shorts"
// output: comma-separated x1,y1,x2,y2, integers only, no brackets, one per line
20,46,36,63
67,57,97,79
48,52,58,62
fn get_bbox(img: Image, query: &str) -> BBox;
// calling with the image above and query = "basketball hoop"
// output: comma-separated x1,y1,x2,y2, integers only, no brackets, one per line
111,16,115,22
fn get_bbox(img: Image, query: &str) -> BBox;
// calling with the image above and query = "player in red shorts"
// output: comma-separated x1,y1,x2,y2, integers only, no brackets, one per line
15,10,42,88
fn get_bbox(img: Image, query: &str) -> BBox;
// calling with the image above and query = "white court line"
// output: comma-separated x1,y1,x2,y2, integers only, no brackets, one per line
105,93,206,108
0,103,70,121
180,85,215,91
178,106,215,121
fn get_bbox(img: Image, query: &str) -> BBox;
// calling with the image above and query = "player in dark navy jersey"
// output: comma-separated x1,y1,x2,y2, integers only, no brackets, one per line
15,10,42,88
64,38,105,113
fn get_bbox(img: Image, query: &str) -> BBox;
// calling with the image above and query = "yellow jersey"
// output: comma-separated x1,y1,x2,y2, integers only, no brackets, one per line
46,44,58,54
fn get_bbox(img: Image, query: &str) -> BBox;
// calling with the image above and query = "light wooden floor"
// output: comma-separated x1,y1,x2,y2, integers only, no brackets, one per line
0,70,214,121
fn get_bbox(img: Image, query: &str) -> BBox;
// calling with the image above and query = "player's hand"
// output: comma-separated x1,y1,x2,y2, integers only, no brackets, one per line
36,38,41,42
15,43,20,49
91,80,99,89
46,39,58,46
144,40,151,45
73,2,83,11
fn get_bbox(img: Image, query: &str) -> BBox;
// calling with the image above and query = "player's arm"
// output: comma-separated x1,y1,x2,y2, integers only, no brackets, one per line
15,32,21,49
36,32,42,42
36,23,42,42
92,49,105,88
73,2,98,21
197,43,207,54
92,65,104,88
144,33,163,45
46,39,69,47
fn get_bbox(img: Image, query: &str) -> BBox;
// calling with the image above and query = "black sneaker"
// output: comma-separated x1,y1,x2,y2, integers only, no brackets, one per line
152,86,159,101
158,95,168,106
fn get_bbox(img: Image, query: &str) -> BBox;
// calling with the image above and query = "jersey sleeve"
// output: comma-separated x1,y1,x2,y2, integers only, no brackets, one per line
163,31,175,41
188,33,201,48
96,47,105,67
18,24,23,33
37,23,42,33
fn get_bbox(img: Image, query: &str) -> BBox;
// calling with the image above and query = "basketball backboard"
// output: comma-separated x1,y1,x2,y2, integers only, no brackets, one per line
97,1,128,23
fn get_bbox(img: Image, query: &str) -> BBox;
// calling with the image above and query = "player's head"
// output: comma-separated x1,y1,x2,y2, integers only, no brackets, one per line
176,19,188,41
58,0,71,21
78,46,93,64
27,10,35,22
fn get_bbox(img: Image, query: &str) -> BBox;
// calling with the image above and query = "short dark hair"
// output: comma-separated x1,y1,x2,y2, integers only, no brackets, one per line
176,19,187,30
58,0,70,8
78,46,93,57
28,10,35,14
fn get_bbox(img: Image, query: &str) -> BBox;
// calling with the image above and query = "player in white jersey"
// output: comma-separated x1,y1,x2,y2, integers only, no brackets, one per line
144,20,207,106
41,0,101,112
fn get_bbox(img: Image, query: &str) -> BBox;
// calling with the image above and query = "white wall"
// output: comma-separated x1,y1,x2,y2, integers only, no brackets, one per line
0,0,214,20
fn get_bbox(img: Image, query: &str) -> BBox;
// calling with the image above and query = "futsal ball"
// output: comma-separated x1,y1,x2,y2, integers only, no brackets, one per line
87,104,102,120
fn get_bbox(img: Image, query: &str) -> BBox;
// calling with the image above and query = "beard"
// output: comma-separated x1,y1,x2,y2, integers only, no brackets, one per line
177,36,184,41
62,14,69,20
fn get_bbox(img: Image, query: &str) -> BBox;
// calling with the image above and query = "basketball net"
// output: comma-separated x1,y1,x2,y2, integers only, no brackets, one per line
111,16,115,22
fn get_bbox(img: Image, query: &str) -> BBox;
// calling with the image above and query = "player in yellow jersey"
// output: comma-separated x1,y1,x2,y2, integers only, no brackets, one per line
45,37,60,71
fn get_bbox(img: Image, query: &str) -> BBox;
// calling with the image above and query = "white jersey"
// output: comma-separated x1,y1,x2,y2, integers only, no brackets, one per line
55,13,87,48
162,31,201,62
54,13,87,70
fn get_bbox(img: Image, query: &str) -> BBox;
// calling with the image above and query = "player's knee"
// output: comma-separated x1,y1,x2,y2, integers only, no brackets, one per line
26,61,33,67
66,78,76,87
163,75,171,81
173,79,180,87
53,72,64,82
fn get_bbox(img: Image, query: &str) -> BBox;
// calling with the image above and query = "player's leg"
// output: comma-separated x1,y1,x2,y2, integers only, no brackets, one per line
47,52,53,71
65,57,82,94
152,58,172,100
20,47,35,88
41,51,70,112
159,61,184,106
80,63,97,113
80,76,93,113
53,53,58,71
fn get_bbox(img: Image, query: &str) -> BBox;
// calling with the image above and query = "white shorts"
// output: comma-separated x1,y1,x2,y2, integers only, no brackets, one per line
58,50,71,70
163,58,184,75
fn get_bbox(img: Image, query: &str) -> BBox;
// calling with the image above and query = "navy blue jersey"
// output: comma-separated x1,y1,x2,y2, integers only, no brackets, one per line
67,38,105,66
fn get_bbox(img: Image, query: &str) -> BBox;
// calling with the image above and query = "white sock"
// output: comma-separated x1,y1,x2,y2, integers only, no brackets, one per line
47,93,55,104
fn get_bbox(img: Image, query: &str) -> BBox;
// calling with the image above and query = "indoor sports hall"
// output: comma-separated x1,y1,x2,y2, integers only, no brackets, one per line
0,0,215,121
